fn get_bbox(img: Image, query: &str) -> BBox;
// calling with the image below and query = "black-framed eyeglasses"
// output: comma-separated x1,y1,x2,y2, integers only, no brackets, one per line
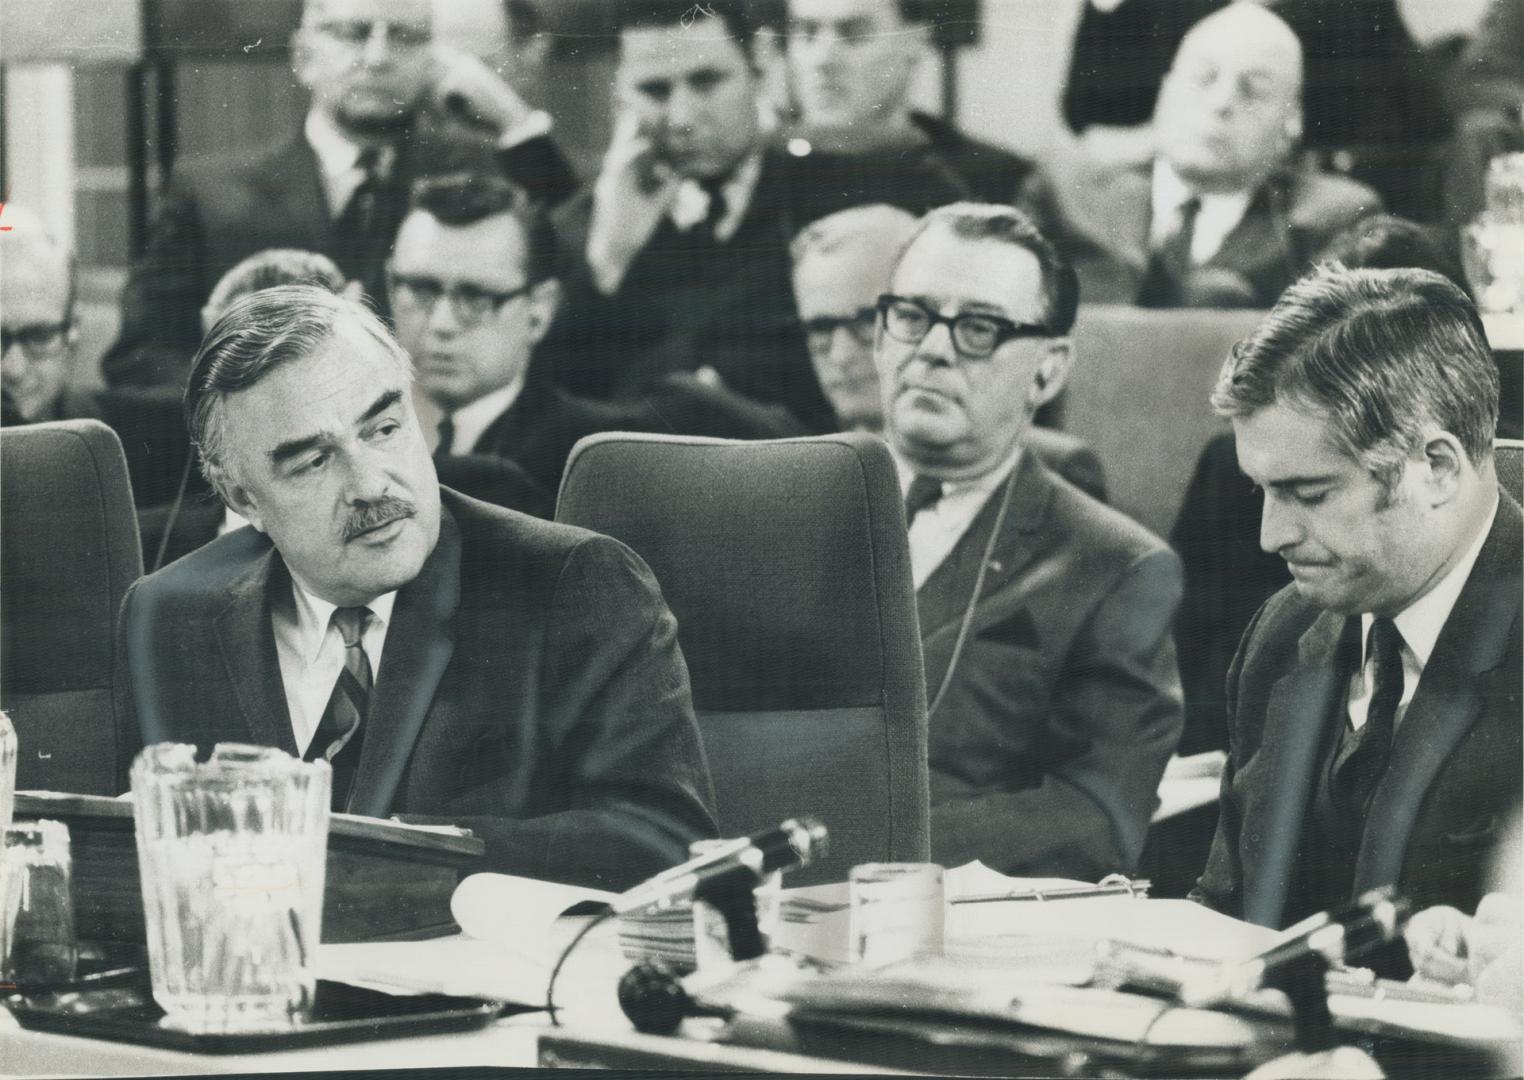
2,322,72,361
801,307,877,355
876,294,1050,359
387,272,538,327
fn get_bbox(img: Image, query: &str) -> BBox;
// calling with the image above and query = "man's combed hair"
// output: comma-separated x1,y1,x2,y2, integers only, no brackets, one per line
1212,263,1498,491
409,172,558,283
185,285,412,499
619,0,755,49
899,203,1080,335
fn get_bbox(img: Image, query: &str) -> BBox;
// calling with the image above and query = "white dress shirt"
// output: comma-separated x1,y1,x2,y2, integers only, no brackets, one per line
440,378,525,456
305,110,397,219
1346,495,1499,732
894,446,1024,590
668,150,763,243
1150,159,1253,266
273,574,397,756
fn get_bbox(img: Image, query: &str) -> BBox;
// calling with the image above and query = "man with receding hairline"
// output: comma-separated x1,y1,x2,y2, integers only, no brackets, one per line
1194,264,1520,938
1,206,77,426
115,286,717,889
1021,2,1379,308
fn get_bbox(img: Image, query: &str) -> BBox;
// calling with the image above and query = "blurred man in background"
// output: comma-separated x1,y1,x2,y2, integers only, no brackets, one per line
2,207,77,427
1024,2,1379,308
784,0,1030,202
103,0,575,389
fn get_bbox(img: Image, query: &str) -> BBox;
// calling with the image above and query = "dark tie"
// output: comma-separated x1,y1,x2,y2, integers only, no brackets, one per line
305,606,373,812
1336,617,1405,816
334,146,406,302
1138,195,1202,307
904,474,942,526
697,180,728,244
435,416,456,460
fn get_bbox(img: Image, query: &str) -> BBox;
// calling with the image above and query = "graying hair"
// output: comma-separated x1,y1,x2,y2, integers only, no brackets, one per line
1212,262,1497,495
185,285,413,500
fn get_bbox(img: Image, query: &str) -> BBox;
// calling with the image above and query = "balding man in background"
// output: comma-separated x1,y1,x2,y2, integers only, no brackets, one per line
2,207,78,427
1022,2,1379,308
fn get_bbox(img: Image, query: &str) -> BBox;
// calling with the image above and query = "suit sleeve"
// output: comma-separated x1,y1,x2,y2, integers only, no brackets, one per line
100,175,210,389
931,547,1185,879
439,535,719,890
1189,597,1272,915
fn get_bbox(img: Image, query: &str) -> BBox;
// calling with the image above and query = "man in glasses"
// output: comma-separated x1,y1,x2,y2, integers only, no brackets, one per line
389,173,631,497
103,0,577,389
1,207,77,426
879,203,1183,878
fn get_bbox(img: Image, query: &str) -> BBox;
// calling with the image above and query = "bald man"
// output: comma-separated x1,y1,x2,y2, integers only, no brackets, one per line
1021,2,1379,309
2,207,77,426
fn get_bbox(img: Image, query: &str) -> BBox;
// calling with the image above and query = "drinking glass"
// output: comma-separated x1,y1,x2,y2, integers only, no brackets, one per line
848,862,945,966
1,819,76,984
130,743,330,1032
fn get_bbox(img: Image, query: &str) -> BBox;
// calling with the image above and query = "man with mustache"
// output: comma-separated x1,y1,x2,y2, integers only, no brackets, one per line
1195,264,1520,942
115,287,718,890
877,203,1184,878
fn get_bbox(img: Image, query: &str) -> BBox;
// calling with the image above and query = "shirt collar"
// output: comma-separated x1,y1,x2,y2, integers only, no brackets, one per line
444,377,526,456
287,571,397,666
304,109,396,215
669,150,764,241
1150,159,1251,233
1362,494,1499,670
890,440,1024,501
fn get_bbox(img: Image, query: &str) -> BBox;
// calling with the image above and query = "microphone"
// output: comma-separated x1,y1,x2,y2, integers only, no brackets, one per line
1182,888,1410,1007
610,817,828,917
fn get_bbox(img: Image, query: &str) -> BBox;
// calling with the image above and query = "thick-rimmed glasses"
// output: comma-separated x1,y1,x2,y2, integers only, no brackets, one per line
876,294,1050,359
801,308,877,356
387,272,536,327
2,322,72,362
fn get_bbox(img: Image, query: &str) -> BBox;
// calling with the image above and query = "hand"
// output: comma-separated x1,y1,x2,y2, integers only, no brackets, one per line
430,44,535,136
1468,893,1522,1009
1403,904,1472,985
586,111,681,294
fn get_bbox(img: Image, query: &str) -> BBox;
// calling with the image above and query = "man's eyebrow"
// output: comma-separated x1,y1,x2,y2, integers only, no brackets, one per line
267,390,402,468
359,389,403,426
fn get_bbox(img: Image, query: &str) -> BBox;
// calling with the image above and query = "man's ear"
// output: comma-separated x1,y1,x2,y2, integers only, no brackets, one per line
1030,338,1074,409
525,277,562,345
219,475,265,533
1422,431,1467,506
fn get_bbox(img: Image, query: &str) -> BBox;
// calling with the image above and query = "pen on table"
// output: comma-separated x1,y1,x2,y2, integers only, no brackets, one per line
952,878,1150,905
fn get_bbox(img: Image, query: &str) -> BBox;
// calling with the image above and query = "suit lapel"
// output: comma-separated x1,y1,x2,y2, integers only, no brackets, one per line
1355,494,1524,892
348,503,461,817
1242,609,1352,928
215,547,298,756
252,138,335,255
917,453,1055,690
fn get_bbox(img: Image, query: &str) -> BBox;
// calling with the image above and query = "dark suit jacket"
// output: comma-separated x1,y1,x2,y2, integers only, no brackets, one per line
547,147,965,431
923,453,1185,879
1170,432,1290,755
103,121,576,389
1194,491,1523,928
116,488,719,890
1019,158,1380,307
908,112,1034,205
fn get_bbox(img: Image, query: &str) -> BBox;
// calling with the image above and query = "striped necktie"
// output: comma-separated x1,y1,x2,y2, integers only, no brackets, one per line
305,606,373,811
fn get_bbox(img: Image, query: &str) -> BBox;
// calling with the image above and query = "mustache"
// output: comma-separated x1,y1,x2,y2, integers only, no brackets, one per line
343,495,416,542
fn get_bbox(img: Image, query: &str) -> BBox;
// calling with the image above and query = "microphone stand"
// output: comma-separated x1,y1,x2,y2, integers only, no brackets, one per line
693,863,767,963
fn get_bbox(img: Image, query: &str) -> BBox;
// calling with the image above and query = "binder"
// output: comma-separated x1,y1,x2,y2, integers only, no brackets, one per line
12,791,484,944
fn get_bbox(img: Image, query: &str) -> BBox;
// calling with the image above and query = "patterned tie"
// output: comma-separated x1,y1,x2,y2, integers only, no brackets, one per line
904,474,943,526
435,416,456,460
1337,617,1405,816
1138,195,1202,307
305,606,373,811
